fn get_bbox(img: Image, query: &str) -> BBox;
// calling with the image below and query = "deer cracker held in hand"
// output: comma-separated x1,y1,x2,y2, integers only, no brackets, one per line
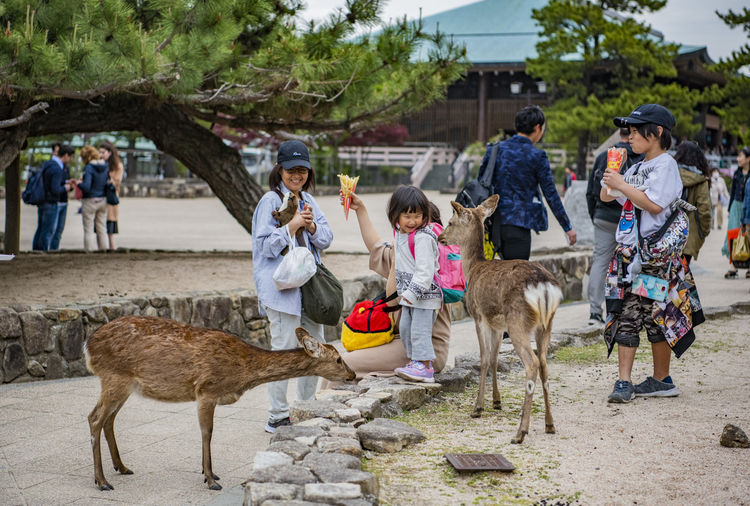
85,315,354,491
438,195,562,444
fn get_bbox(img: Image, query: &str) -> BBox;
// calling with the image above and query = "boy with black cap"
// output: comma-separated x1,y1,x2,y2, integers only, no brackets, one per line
600,104,686,403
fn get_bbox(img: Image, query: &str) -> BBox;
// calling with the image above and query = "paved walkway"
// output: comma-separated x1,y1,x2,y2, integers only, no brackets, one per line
1,192,748,505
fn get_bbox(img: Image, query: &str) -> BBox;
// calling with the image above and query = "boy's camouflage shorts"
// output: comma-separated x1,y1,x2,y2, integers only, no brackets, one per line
612,292,666,348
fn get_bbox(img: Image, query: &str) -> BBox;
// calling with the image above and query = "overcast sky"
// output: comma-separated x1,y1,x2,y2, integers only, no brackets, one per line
303,0,748,62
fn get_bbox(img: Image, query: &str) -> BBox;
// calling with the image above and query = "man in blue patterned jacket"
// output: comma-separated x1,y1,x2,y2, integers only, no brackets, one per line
478,105,577,260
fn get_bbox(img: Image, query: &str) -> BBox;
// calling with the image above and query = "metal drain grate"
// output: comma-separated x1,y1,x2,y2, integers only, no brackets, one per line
444,453,515,472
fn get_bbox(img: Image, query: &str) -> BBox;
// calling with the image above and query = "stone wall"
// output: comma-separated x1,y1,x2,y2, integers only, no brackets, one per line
0,251,591,385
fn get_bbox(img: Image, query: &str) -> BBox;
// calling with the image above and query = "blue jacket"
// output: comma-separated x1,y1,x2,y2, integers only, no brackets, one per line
78,162,109,198
478,135,572,232
743,177,750,225
40,159,68,205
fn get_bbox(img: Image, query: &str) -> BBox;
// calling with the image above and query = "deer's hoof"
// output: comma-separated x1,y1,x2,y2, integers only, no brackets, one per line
96,480,114,491
493,400,502,410
208,482,223,491
203,473,220,482
470,409,482,418
510,431,527,444
114,465,133,475
546,424,556,434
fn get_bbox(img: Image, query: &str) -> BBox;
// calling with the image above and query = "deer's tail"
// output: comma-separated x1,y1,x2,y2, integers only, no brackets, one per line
524,282,563,332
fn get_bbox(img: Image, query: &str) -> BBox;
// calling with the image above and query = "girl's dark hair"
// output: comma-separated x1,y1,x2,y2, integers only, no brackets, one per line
428,202,442,226
635,123,672,150
674,141,710,178
268,163,316,193
98,141,122,172
387,185,430,229
741,146,750,157
514,105,545,134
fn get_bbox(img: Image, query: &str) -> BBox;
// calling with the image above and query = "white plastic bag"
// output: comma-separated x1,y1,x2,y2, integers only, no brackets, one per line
273,226,316,290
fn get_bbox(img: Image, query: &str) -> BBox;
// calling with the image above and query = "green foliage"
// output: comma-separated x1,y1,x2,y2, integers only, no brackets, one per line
526,1,697,155
0,0,468,135
712,7,750,144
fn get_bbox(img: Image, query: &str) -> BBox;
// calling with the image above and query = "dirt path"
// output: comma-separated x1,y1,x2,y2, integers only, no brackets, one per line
366,315,750,505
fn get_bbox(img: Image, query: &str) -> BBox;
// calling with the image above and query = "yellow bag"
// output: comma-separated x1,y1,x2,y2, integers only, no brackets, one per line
732,232,750,262
341,297,395,352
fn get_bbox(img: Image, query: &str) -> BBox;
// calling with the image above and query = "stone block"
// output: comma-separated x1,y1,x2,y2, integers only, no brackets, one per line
27,359,46,377
247,464,318,485
296,418,336,430
142,306,159,317
191,297,213,328
243,481,301,505
130,297,149,309
101,304,123,321
157,307,172,318
304,483,362,503
434,367,472,393
3,342,26,382
83,306,107,323
366,384,426,411
119,302,140,316
0,307,22,339
301,451,362,472
222,312,246,338
58,319,85,360
316,436,362,457
362,391,392,402
253,451,294,470
44,355,64,380
291,400,349,423
334,408,362,423
19,311,51,355
248,319,267,330
168,297,192,323
57,308,82,322
240,295,261,321
379,401,403,418
703,305,732,320
327,426,359,440
68,358,89,377
313,467,378,497
343,281,366,314
357,418,425,453
316,390,359,403
345,397,382,419
266,440,312,461
270,426,326,444
150,296,168,308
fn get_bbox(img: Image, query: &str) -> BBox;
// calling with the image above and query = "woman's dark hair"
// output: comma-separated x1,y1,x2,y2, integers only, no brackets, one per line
98,141,122,173
741,146,750,157
635,123,672,150
428,202,442,226
268,163,316,193
674,141,710,178
386,185,430,229
514,105,545,134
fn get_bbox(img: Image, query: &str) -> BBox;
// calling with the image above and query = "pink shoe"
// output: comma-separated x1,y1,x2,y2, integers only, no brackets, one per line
395,360,435,383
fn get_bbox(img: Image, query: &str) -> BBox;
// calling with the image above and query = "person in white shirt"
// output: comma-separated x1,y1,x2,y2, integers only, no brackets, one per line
600,104,684,403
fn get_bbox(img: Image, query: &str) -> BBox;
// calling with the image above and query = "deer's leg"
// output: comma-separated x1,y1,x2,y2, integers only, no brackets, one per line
489,328,503,410
197,397,221,490
536,325,555,434
102,402,133,475
472,321,493,418
88,377,131,490
508,322,539,444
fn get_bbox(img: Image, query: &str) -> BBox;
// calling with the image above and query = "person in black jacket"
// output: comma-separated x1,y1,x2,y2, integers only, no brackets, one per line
49,143,73,251
585,128,643,324
31,144,74,251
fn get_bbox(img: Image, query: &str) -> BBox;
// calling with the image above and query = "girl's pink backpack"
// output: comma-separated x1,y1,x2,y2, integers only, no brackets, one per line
408,223,466,303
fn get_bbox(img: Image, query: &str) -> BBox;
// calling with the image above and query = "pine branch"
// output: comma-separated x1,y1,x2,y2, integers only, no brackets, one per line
0,102,49,129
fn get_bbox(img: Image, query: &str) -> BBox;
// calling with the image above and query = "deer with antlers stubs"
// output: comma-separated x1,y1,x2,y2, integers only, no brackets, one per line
85,315,354,491
438,195,562,444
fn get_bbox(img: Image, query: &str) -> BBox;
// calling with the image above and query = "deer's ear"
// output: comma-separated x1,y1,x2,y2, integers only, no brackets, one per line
478,195,499,218
450,201,464,213
296,327,322,358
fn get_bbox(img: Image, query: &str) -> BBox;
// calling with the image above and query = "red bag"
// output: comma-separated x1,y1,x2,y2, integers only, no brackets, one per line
73,180,83,200
341,293,398,352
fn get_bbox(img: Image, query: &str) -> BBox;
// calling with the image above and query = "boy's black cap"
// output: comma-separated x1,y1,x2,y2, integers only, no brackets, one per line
277,140,311,170
614,104,675,130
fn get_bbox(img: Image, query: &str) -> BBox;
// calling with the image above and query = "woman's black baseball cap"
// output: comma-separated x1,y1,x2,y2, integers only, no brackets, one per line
277,140,311,170
614,104,675,130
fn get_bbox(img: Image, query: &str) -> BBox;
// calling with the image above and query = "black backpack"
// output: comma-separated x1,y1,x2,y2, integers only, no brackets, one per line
21,168,46,206
455,143,502,258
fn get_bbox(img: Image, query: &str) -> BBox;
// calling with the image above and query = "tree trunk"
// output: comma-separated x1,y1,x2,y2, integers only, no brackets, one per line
26,95,264,233
4,155,21,254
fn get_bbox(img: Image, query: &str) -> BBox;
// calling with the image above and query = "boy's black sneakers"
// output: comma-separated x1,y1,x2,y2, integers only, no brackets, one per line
634,376,680,397
607,380,635,403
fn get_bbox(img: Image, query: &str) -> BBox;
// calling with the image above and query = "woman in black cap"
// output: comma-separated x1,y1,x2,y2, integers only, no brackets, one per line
251,140,334,434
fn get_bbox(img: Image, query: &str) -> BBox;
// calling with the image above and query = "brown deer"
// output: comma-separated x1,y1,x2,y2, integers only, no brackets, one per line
438,195,562,444
85,315,354,491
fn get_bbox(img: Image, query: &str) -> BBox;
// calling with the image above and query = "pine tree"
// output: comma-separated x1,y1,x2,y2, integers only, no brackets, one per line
0,0,467,232
526,0,700,176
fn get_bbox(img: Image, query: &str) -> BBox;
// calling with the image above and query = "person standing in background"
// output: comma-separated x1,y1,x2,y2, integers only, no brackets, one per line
32,145,74,251
709,168,729,230
674,141,711,265
77,146,109,251
99,142,124,251
585,128,643,325
49,142,72,250
722,147,750,279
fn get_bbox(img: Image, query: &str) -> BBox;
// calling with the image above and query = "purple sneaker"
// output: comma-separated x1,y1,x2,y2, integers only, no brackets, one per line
395,360,435,383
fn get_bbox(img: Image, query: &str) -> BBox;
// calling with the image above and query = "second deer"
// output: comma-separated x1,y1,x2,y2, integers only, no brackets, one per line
85,315,355,491
438,195,562,444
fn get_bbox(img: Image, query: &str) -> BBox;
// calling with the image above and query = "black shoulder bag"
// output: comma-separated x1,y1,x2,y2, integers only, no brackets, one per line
455,142,498,209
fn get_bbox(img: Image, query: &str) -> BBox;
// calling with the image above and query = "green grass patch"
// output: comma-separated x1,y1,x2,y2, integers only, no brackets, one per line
552,341,608,364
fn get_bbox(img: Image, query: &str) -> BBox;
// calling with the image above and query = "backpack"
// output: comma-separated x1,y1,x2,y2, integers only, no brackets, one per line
341,293,398,352
408,223,466,303
21,168,46,205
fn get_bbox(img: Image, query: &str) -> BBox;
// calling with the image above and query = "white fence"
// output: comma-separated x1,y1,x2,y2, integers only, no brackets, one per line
337,146,458,169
